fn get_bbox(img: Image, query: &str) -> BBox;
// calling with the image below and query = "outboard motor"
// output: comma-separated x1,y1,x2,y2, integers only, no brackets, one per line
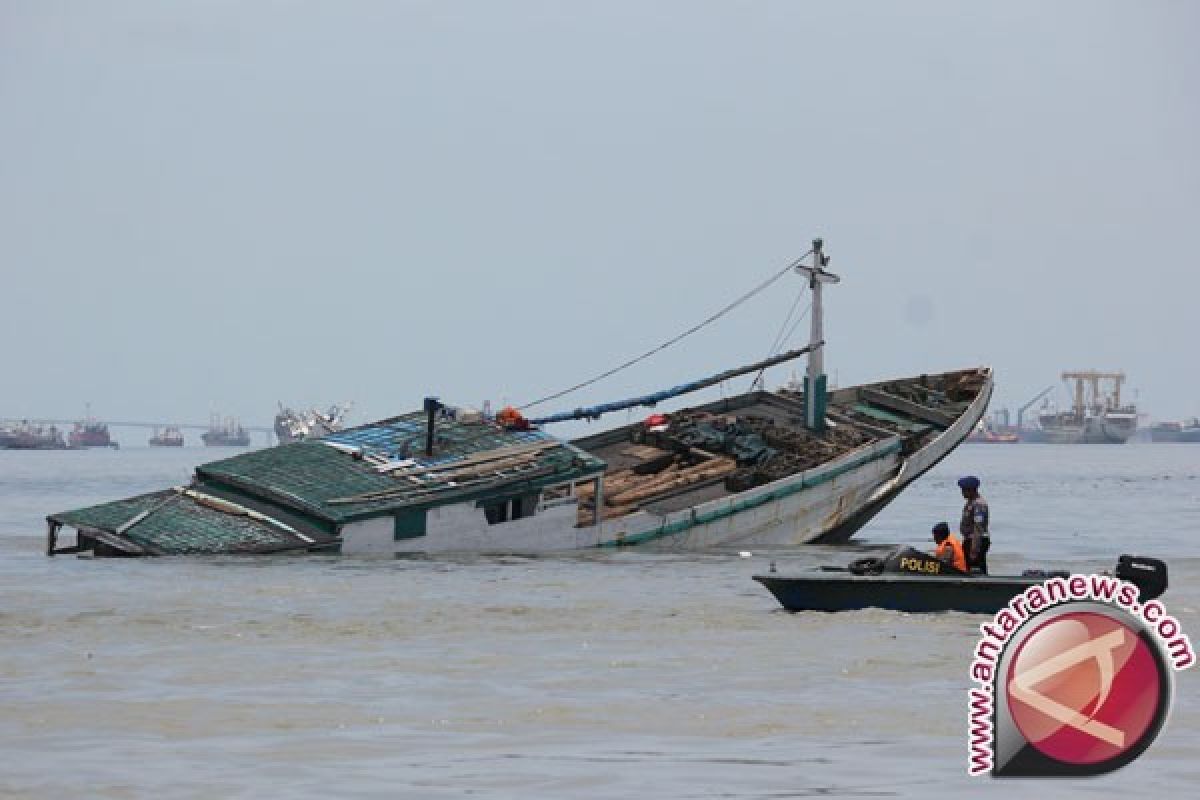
1116,554,1168,602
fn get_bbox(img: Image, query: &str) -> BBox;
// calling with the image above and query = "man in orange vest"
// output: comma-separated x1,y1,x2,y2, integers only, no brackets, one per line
931,521,968,573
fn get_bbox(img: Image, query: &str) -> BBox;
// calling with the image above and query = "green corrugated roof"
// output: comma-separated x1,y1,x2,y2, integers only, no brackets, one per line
192,479,339,536
49,489,333,555
195,437,604,523
196,441,396,522
52,491,167,533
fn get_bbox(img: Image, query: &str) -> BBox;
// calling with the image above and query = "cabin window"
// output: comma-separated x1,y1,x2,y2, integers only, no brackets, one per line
481,494,539,525
483,501,508,525
510,495,536,519
394,511,427,540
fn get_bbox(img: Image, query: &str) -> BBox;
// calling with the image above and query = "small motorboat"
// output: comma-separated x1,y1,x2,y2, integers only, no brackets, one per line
753,547,1167,614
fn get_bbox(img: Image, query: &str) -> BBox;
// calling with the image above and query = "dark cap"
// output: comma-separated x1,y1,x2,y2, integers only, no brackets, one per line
932,521,951,538
957,475,980,491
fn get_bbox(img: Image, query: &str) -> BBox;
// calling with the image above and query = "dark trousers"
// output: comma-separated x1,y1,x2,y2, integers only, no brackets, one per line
967,536,990,575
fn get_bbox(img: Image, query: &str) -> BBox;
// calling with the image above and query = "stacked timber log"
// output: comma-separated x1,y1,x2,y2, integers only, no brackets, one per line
574,449,735,522
606,457,734,507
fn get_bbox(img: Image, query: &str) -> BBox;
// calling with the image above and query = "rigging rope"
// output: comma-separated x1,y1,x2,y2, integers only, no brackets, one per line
779,302,812,354
766,286,808,359
748,299,816,388
519,248,814,410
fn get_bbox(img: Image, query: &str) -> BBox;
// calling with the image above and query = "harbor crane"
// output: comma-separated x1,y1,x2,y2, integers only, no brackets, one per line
1061,370,1126,415
1016,385,1055,431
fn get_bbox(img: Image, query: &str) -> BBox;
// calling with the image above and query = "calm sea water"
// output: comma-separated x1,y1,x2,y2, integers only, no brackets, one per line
1,436,1197,798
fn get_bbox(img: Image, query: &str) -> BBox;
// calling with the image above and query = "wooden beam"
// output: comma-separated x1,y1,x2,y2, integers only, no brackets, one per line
858,387,956,428
593,474,604,528
380,441,560,479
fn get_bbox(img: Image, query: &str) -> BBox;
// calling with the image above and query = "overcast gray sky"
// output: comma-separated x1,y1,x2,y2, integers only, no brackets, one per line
2,0,1197,431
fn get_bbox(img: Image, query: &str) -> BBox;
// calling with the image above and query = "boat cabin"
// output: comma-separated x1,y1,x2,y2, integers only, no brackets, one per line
47,405,606,556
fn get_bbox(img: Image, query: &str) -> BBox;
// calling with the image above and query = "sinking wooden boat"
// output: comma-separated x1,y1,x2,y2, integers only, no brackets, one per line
44,366,990,556
754,549,1168,613
44,239,992,556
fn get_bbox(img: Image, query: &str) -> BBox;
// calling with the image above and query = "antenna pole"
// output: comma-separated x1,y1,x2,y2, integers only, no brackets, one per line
796,238,839,431
808,239,826,384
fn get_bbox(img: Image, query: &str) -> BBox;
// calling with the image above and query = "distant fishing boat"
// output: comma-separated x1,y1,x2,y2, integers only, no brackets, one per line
149,426,185,447
201,415,251,447
46,239,992,556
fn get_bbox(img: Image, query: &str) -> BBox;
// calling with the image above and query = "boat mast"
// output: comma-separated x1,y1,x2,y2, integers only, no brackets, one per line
795,238,840,431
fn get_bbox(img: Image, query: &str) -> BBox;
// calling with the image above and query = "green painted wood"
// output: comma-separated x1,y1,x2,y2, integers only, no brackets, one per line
850,404,934,434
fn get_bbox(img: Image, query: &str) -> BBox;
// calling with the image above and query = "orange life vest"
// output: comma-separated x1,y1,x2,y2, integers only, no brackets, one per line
935,535,968,573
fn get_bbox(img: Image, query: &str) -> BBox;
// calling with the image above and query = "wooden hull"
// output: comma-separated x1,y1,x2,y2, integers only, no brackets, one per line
386,368,988,553
593,437,904,549
382,368,994,553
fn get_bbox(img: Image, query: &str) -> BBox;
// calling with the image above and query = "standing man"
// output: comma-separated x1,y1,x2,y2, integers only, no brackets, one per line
958,475,990,574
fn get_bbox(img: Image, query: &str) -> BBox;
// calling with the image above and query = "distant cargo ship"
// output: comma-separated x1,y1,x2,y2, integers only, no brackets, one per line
1150,419,1200,443
202,415,251,447
69,417,118,449
1024,371,1137,444
1,422,67,450
149,426,185,447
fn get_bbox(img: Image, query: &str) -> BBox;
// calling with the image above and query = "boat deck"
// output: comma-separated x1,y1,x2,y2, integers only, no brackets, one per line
572,369,986,524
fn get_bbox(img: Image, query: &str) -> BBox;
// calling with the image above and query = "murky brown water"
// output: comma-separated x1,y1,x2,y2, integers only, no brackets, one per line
2,443,1197,797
